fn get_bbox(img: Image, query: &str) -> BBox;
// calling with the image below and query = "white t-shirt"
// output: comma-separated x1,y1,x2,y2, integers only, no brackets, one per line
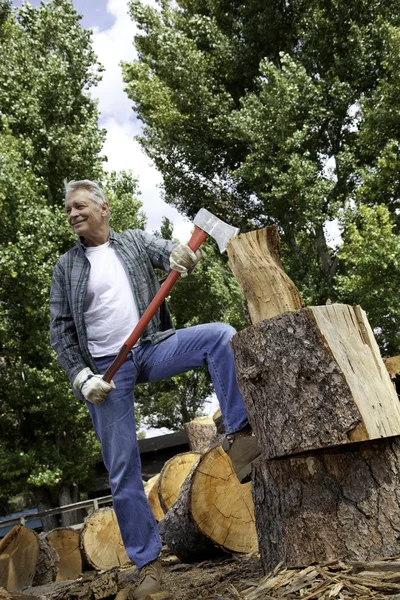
83,241,140,357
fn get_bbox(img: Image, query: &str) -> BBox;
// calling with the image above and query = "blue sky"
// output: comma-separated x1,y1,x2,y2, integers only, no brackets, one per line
11,0,193,241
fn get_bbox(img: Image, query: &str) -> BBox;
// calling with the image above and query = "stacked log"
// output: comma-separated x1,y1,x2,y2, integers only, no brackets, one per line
45,528,82,581
227,226,400,573
80,507,130,570
158,451,201,514
184,417,217,453
144,474,164,522
0,525,58,591
162,445,258,562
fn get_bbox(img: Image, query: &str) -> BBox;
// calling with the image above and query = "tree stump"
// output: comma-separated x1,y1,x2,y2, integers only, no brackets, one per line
252,437,400,572
46,528,82,581
80,507,130,570
184,417,217,453
0,525,58,591
145,475,165,522
227,226,303,323
163,445,257,562
231,304,400,458
158,452,201,514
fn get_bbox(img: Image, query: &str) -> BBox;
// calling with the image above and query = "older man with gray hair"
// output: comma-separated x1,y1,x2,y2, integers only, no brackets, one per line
50,179,259,599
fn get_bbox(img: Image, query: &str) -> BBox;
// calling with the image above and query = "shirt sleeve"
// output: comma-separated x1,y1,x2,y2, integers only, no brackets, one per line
138,230,178,272
49,261,89,386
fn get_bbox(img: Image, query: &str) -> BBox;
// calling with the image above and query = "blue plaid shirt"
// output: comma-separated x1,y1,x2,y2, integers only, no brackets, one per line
50,228,177,385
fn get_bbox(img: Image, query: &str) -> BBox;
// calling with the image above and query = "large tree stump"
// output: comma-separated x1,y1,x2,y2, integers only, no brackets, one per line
227,227,303,323
46,528,82,581
252,437,400,572
163,446,257,563
158,452,201,514
0,525,58,591
80,507,130,570
231,304,400,458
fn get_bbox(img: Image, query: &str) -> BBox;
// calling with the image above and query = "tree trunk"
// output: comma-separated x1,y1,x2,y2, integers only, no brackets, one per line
33,487,59,531
45,528,82,581
58,484,86,528
252,437,400,573
80,507,130,571
162,446,257,563
231,304,400,458
0,525,58,591
184,417,217,453
158,452,202,515
226,226,303,323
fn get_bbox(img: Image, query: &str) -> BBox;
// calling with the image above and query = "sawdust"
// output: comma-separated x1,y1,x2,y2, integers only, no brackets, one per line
14,546,400,600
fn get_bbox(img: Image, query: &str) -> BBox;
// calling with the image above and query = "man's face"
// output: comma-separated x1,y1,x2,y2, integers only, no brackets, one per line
66,188,109,243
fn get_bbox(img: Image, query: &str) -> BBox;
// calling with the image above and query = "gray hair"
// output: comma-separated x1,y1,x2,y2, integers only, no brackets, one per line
64,179,109,208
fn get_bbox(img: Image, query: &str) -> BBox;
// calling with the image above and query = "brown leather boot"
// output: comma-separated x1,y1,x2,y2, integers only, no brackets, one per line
222,425,260,483
133,558,162,600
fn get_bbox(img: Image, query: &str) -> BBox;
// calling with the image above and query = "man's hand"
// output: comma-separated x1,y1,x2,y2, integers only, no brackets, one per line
73,367,116,405
169,244,202,277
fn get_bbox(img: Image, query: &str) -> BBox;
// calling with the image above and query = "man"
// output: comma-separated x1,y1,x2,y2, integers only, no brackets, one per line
50,179,259,599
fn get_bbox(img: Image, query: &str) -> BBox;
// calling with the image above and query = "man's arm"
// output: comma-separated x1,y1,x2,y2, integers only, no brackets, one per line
139,231,201,276
50,262,89,386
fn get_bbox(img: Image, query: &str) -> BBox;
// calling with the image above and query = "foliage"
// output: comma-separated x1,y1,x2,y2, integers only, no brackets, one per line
0,0,112,510
335,205,400,355
123,0,400,349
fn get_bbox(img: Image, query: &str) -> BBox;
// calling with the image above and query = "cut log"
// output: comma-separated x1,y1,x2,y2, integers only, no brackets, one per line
226,226,303,323
231,304,400,458
80,507,130,570
0,525,58,591
158,452,201,514
184,417,217,453
163,445,257,562
384,355,400,379
33,534,59,586
252,437,400,573
144,475,164,522
45,528,82,581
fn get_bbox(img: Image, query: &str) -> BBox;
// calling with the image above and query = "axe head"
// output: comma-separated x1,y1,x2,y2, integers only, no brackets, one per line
193,208,239,253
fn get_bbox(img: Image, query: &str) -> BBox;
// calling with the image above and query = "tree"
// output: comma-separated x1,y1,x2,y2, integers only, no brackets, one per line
123,0,400,346
0,0,141,517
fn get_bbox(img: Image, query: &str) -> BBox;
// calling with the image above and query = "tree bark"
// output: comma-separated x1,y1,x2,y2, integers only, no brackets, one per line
58,484,86,528
231,304,400,458
80,508,130,571
184,418,217,453
252,437,400,573
226,226,303,323
162,446,257,563
45,528,82,581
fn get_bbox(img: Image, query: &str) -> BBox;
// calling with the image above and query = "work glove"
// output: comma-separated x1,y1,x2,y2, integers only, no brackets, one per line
73,367,116,405
169,244,202,277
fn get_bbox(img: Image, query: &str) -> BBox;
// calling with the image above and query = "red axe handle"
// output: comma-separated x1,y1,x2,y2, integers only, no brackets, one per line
102,226,208,383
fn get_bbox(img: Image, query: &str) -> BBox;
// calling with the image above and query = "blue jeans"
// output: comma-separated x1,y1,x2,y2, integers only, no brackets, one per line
87,323,249,568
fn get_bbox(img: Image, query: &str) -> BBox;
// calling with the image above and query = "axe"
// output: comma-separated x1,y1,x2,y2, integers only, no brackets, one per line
102,209,239,383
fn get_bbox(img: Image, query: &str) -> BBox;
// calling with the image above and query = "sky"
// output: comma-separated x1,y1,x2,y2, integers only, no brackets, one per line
12,0,194,243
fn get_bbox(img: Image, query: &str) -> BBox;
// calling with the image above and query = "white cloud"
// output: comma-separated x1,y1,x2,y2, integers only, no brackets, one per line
92,0,193,241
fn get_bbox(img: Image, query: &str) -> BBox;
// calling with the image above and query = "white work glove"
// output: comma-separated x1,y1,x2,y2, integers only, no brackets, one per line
169,244,202,277
73,367,116,405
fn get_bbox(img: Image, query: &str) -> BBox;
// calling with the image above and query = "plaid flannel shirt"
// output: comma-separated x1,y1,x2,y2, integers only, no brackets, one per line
50,228,177,386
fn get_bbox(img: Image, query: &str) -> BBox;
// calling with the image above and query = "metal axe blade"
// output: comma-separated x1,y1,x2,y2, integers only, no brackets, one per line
193,208,240,253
